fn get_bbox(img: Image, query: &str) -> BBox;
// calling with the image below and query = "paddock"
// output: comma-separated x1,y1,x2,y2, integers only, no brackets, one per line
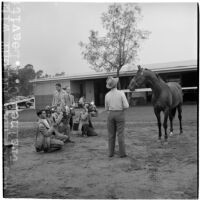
4,104,197,199
31,60,197,108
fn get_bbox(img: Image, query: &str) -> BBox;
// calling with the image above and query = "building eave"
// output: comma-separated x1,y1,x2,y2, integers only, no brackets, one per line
30,62,197,83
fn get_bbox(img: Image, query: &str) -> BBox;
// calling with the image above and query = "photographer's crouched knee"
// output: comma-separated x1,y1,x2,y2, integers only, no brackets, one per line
82,124,98,137
48,138,64,152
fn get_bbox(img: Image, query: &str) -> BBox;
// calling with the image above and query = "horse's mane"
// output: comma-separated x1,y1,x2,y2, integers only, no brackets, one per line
144,68,166,83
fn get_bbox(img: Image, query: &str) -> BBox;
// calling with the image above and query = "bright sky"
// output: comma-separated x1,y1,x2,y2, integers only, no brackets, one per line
7,2,197,75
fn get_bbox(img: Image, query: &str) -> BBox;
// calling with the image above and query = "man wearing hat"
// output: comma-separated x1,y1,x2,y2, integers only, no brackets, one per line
105,76,129,158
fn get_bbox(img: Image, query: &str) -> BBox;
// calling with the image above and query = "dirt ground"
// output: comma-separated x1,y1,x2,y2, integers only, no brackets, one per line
4,105,198,199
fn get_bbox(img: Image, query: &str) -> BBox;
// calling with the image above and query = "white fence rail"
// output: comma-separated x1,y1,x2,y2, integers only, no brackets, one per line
122,86,197,93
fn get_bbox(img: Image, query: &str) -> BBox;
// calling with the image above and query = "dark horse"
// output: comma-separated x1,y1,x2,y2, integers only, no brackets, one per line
128,65,183,141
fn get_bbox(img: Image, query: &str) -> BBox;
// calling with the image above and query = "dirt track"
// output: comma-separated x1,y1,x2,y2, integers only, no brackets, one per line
4,105,198,199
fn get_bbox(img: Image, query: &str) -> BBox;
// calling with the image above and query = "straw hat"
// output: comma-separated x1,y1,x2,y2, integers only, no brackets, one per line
106,77,119,89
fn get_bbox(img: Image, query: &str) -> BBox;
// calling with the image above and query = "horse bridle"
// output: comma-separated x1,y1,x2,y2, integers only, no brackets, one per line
134,77,139,87
134,69,144,87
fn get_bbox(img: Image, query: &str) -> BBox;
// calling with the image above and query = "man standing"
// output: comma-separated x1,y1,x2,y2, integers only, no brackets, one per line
64,86,75,131
52,83,66,111
52,83,74,143
105,77,129,158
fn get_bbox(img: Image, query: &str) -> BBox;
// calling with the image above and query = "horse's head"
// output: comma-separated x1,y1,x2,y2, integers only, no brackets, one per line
128,65,146,91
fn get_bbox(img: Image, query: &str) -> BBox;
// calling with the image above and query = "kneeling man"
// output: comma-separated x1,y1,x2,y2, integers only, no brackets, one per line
35,110,65,153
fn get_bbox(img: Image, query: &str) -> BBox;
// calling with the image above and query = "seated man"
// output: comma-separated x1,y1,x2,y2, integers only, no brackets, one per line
78,96,85,108
87,101,98,117
45,105,69,143
35,109,64,153
79,105,97,137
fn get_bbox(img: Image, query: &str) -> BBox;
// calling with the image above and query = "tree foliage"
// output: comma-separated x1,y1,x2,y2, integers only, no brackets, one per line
35,70,44,79
3,63,66,102
80,3,150,78
18,64,36,96
3,64,49,102
55,72,65,77
3,65,20,102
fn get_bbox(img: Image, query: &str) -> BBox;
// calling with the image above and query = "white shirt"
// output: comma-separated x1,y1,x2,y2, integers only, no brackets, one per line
52,90,66,110
105,88,129,111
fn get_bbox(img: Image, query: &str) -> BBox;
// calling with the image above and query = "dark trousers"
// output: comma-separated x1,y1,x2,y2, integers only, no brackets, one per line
69,116,73,131
61,112,71,138
107,111,126,157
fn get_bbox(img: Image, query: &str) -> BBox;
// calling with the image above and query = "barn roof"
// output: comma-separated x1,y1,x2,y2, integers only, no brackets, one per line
30,59,197,83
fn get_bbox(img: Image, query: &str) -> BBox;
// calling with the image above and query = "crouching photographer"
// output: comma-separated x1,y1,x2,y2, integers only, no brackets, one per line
35,109,68,153
53,106,75,143
45,105,73,143
79,104,98,137
87,101,98,117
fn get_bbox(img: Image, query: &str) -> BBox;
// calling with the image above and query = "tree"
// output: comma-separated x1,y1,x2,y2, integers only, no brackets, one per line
55,72,65,77
3,65,20,102
80,3,150,88
18,64,36,96
35,70,44,78
3,64,51,102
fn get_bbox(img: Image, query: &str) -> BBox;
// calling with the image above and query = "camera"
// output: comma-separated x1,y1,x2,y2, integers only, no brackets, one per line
45,106,56,116
85,102,98,117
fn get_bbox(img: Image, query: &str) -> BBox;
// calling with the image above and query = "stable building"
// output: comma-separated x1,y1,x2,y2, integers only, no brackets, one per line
31,60,198,109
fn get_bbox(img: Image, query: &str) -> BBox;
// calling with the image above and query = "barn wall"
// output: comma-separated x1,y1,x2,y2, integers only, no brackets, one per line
85,80,94,103
70,81,81,101
33,80,70,95
35,95,53,110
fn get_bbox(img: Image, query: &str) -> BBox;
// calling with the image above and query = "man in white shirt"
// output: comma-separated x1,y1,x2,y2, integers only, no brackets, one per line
52,83,66,111
105,77,129,158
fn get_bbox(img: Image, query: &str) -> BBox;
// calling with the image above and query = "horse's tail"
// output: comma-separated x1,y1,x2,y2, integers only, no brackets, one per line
171,107,177,119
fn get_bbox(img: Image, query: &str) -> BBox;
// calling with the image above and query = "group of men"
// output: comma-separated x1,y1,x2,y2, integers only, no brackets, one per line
35,76,129,158
35,84,76,152
35,83,98,153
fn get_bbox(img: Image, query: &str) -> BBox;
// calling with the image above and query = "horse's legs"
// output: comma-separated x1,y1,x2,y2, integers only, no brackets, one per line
169,110,173,135
177,104,183,134
163,108,169,141
169,108,176,135
154,108,162,140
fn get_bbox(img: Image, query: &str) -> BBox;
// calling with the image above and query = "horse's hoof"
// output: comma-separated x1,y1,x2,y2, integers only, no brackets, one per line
169,132,173,136
180,131,183,135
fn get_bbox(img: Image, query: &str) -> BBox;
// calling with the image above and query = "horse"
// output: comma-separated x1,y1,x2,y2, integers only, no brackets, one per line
128,65,183,141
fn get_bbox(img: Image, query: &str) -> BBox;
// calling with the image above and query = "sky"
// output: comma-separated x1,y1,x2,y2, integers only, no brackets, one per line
5,2,197,75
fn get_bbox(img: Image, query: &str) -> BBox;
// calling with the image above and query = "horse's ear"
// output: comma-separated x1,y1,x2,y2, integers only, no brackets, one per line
138,65,143,72
141,68,144,75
